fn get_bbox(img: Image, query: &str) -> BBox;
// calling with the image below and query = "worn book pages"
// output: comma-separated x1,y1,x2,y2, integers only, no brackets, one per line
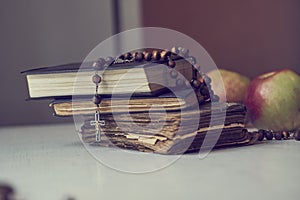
79,103,257,154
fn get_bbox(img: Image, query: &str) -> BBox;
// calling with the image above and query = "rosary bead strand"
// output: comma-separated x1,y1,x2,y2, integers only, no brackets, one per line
90,56,114,142
115,47,217,105
99,48,300,145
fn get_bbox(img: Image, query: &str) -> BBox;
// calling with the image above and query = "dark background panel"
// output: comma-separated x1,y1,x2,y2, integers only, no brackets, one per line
142,0,300,78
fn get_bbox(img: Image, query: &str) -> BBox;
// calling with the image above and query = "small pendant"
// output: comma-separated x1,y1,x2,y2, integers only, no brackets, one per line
90,111,105,142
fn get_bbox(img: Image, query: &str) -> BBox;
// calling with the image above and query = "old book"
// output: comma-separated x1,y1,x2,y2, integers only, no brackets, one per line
22,56,192,99
49,90,197,116
80,103,257,154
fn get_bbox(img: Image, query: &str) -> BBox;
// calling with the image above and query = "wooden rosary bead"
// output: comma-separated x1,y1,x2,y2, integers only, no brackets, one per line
93,58,105,69
152,50,161,60
191,79,201,88
92,74,102,84
160,50,171,60
170,70,178,78
179,47,189,57
294,130,300,141
124,52,132,60
274,132,283,140
171,46,179,54
131,52,137,59
211,95,220,102
242,129,248,135
119,54,125,60
144,52,152,61
203,75,212,84
265,131,274,140
105,56,114,65
187,56,196,65
282,131,290,140
160,50,167,60
168,60,176,68
92,94,102,105
258,129,265,141
134,52,144,61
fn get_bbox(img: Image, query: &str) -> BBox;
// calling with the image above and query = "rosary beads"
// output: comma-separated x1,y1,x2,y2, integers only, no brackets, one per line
90,56,114,141
89,47,300,144
90,47,218,142
117,47,219,103
256,129,300,141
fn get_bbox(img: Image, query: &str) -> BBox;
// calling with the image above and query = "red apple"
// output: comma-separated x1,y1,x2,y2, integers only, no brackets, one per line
244,69,300,131
207,69,250,102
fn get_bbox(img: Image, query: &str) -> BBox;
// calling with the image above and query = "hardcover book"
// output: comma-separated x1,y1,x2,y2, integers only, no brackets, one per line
22,56,192,99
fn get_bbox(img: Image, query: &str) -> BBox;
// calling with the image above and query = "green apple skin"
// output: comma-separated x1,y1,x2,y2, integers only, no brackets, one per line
207,69,250,102
244,69,300,131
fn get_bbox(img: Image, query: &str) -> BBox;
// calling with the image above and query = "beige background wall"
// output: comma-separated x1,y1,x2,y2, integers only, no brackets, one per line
0,0,113,126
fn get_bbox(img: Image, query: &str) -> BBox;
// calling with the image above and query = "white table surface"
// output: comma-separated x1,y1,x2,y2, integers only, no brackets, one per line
0,123,299,200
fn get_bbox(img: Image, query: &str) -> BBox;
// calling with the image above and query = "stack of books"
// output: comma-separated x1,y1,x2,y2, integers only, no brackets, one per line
23,49,257,154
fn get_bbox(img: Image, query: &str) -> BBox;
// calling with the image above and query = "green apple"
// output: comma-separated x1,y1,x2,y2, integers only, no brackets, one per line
207,69,250,102
244,69,300,131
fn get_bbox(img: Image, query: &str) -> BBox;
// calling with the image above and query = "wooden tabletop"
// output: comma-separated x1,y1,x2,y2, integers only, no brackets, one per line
0,124,299,200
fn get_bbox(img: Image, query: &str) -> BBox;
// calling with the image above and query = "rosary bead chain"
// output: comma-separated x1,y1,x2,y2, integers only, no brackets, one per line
256,129,300,141
92,56,114,107
116,47,217,103
168,46,216,102
167,60,176,68
92,58,106,69
91,49,300,145
91,56,115,142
